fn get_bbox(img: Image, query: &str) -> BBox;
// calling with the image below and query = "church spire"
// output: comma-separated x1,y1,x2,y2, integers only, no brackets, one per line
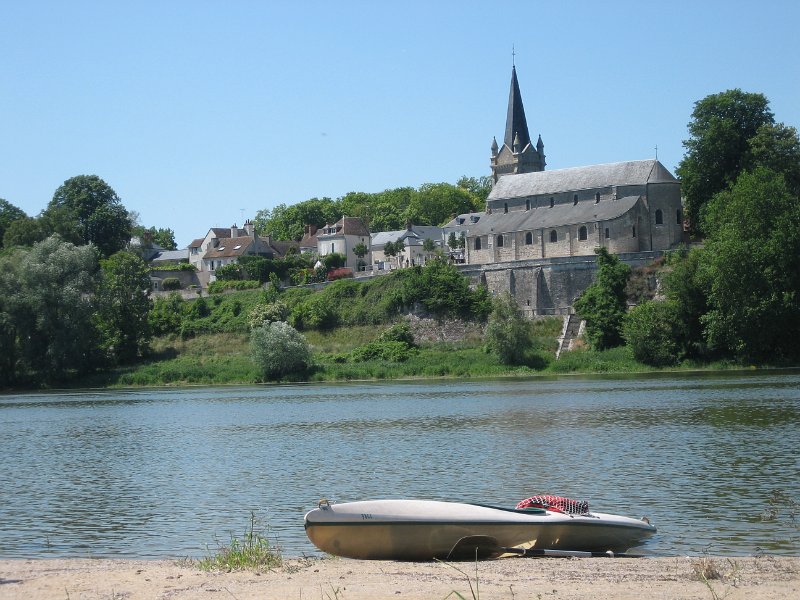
504,65,531,152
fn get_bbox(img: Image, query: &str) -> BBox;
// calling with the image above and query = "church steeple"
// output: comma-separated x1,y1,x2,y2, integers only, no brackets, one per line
490,64,546,184
504,66,531,153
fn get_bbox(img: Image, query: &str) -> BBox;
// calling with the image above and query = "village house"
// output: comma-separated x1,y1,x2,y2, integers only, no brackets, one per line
188,220,298,287
315,216,371,270
371,223,445,269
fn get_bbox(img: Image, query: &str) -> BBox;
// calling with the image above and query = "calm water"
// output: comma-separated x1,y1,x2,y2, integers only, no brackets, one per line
1,372,798,558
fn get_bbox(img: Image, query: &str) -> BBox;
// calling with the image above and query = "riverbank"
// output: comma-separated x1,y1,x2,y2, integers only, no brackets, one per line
1,556,798,599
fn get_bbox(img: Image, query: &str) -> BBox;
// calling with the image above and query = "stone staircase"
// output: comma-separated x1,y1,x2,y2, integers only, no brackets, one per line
556,314,584,359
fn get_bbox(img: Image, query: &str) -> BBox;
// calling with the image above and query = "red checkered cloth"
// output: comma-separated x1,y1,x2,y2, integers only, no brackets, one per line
516,495,590,515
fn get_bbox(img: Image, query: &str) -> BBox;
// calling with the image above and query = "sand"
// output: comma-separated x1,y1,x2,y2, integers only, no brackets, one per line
1,556,798,600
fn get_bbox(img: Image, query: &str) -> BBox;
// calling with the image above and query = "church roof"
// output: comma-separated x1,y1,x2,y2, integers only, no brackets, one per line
504,66,531,151
488,159,677,201
469,195,642,235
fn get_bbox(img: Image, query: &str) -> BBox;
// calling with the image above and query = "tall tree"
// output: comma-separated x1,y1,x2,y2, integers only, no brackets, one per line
44,175,132,257
94,251,153,364
574,247,631,350
0,199,27,249
0,236,99,383
676,89,774,234
699,167,800,361
745,122,800,194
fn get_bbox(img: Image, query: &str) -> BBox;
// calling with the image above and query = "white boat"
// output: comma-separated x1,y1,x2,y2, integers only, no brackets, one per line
304,498,656,561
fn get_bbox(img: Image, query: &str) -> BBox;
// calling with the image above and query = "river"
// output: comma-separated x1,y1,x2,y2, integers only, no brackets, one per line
1,372,798,558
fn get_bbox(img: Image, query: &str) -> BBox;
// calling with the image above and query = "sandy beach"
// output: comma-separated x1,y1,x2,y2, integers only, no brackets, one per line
1,556,798,600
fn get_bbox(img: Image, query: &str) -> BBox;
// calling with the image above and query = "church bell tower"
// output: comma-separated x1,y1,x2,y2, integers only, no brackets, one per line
490,65,546,184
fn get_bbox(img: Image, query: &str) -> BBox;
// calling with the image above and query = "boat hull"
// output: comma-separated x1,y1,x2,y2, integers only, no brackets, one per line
304,499,656,561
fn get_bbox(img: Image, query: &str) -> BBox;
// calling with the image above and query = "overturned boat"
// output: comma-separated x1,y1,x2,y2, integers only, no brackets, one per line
304,496,656,561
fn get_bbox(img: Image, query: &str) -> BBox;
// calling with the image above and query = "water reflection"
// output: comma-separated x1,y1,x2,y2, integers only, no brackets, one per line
1,373,798,558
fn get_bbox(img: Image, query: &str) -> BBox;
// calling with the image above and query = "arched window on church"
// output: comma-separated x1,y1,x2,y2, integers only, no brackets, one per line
677,209,682,225
595,192,601,204
573,194,578,206
578,226,588,241
632,226,637,238
549,197,555,208
525,231,533,245
655,209,663,225
605,228,610,239
496,234,504,247
504,203,508,214
474,237,482,250
526,199,530,211
549,230,557,243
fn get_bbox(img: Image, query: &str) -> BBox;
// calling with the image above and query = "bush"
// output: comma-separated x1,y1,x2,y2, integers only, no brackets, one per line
350,340,417,362
322,253,345,270
624,300,684,366
327,267,354,281
289,293,338,331
379,322,415,346
162,277,182,290
150,262,196,272
248,301,290,329
208,279,261,293
250,321,312,380
215,263,244,281
149,292,185,335
484,293,535,365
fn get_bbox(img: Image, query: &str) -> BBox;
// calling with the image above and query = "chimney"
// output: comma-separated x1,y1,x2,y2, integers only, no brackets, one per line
244,219,254,236
230,224,238,238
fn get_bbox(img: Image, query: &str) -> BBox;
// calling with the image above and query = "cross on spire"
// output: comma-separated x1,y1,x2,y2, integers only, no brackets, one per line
512,44,516,67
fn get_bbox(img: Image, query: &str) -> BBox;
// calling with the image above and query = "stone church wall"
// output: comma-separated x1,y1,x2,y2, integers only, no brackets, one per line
461,251,663,316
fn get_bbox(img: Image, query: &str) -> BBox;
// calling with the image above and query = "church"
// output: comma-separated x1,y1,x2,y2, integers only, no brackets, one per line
457,66,684,266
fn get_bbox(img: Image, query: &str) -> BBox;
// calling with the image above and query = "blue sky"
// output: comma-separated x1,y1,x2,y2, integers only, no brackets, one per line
1,1,798,247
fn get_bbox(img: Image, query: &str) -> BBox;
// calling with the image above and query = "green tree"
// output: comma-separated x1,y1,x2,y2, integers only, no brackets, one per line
2,216,46,248
149,292,185,335
0,199,27,249
95,251,153,363
447,231,458,249
405,183,480,226
676,89,774,234
353,242,368,260
322,252,345,270
44,175,132,257
403,258,492,320
253,197,340,241
573,247,631,350
456,175,492,205
698,167,800,360
623,300,684,366
485,293,534,365
0,236,99,383
746,122,800,194
663,248,709,358
250,321,312,380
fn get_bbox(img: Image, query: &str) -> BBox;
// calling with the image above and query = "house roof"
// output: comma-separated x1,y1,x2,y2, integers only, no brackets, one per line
442,212,484,228
188,238,204,249
371,225,443,247
488,159,677,201
151,249,189,263
469,195,642,236
317,216,370,238
202,237,255,259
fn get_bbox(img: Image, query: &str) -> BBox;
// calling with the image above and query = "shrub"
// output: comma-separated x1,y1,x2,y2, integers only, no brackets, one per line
289,294,337,331
624,300,684,366
248,301,290,329
149,292,186,335
322,252,345,270
162,277,182,290
150,262,196,272
215,263,244,281
485,293,535,365
350,340,417,362
379,322,415,346
250,321,312,380
208,279,261,293
327,267,354,281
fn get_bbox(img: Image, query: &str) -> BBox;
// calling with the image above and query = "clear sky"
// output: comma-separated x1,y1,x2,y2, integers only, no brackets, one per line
2,1,798,247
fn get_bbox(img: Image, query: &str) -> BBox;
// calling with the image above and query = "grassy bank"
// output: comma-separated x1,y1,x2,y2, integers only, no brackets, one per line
68,317,755,389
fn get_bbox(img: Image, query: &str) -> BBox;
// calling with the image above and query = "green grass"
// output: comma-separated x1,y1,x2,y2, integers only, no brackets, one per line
196,512,282,572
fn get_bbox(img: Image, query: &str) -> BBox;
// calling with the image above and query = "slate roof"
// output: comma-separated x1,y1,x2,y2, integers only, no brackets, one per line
202,238,254,259
442,212,484,228
188,238,204,249
151,249,190,263
488,159,677,201
371,225,442,247
469,195,642,236
504,65,531,151
317,217,370,238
